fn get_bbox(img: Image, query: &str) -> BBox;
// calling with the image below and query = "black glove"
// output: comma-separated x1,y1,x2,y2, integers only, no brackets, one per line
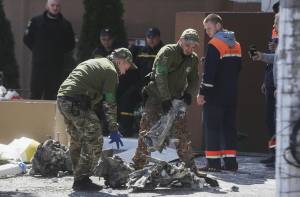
181,92,192,105
161,99,172,114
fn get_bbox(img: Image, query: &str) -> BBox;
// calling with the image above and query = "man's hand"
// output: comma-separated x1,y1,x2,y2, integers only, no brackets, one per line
251,51,263,61
109,131,124,149
261,83,266,95
161,99,172,114
181,92,192,105
197,94,206,106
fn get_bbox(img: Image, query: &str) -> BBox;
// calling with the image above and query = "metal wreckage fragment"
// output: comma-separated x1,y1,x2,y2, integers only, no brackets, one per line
94,155,134,188
143,99,187,152
95,99,218,190
30,139,72,177
95,154,218,190
127,155,207,191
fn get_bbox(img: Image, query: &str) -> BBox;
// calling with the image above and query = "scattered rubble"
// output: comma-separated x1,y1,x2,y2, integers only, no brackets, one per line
95,153,218,191
128,156,209,191
30,139,72,177
94,155,134,188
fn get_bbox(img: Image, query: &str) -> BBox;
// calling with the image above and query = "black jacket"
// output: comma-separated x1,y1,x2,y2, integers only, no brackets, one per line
92,43,121,58
23,11,75,69
200,37,242,106
131,41,164,79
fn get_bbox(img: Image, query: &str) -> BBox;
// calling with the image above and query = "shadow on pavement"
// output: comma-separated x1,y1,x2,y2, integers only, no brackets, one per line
0,191,37,197
129,186,227,196
195,155,275,185
69,191,128,197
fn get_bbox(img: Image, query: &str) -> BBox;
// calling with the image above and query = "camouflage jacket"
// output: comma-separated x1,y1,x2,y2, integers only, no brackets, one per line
145,44,199,101
57,58,118,129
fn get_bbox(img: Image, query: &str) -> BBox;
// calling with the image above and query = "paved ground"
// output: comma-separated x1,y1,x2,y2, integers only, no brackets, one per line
0,155,275,197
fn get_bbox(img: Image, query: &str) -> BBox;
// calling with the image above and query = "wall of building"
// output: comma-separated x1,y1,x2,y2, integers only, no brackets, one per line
122,0,260,43
3,0,260,95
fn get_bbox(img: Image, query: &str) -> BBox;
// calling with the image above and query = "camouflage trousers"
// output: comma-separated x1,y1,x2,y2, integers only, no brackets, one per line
132,96,196,171
57,98,103,181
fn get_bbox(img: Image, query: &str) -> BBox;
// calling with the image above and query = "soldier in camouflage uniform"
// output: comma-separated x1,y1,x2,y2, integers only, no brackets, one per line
57,48,136,191
132,29,201,174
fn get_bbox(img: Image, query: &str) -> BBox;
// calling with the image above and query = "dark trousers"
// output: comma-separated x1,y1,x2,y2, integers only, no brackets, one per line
265,87,276,138
30,66,63,100
203,104,238,158
117,89,140,137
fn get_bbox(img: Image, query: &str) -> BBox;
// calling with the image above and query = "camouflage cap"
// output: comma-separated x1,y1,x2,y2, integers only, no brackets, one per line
112,48,137,69
180,28,199,43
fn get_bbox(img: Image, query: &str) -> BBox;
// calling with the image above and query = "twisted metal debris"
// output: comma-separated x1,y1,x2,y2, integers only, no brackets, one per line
143,99,187,152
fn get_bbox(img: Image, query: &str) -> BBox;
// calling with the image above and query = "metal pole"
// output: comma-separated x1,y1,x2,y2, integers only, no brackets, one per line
276,0,300,196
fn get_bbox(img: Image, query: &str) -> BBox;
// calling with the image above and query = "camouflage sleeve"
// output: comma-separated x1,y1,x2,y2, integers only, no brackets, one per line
154,47,173,101
103,71,118,132
103,101,118,131
186,55,199,97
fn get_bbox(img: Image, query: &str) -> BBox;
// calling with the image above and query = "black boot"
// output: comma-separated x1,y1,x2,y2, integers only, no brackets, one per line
222,157,238,171
199,158,221,172
72,177,102,191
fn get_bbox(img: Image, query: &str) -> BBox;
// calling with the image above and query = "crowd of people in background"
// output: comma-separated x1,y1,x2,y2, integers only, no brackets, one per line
21,0,280,191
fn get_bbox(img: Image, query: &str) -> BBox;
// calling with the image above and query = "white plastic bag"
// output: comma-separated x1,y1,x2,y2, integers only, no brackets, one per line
0,144,18,161
0,85,6,97
0,162,27,178
4,90,20,100
8,137,40,163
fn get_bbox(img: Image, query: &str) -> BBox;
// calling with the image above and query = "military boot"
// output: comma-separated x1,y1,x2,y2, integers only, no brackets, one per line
72,177,102,191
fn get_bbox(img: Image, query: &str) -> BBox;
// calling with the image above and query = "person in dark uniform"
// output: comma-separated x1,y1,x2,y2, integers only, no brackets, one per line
92,28,120,58
116,28,163,137
23,0,75,100
260,1,279,167
252,8,279,168
93,28,124,136
197,14,242,172
116,63,140,137
117,28,164,137
131,27,164,80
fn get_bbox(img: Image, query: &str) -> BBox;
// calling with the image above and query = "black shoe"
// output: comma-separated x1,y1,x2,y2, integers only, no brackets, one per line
260,155,275,164
199,158,221,172
199,165,221,172
223,157,238,171
72,177,103,191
